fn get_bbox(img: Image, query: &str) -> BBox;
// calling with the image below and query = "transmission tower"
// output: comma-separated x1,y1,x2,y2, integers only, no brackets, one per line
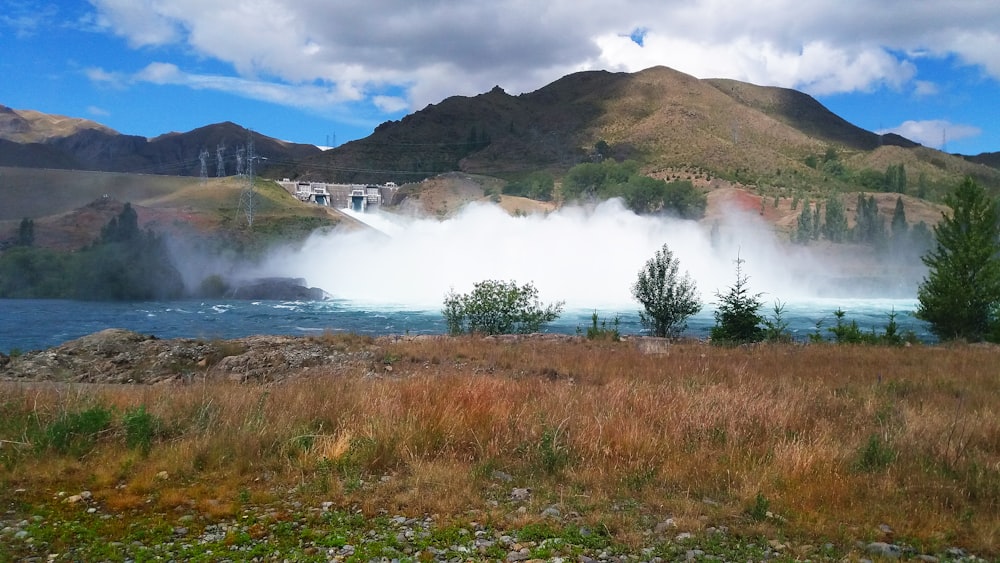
236,132,258,227
198,148,209,183
235,146,246,176
216,143,225,177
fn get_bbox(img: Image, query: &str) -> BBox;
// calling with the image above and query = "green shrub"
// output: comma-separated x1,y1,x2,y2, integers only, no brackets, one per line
40,406,113,458
443,280,564,336
122,405,159,455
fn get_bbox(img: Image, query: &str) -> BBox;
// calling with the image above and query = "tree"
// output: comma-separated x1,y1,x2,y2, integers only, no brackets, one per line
916,177,1000,341
16,218,34,247
710,255,765,345
442,280,564,336
795,201,813,244
890,196,908,240
632,244,701,337
823,196,848,242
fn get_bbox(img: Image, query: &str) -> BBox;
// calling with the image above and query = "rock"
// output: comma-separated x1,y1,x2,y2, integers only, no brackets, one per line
915,555,939,562
511,487,531,501
685,549,705,560
867,542,902,558
491,470,514,482
675,532,693,541
65,495,83,504
654,518,676,534
541,506,561,518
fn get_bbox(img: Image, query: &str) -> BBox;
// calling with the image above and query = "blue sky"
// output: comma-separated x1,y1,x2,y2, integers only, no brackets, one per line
1,0,998,155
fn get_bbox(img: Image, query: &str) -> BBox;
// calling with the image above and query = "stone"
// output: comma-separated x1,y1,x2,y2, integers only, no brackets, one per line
511,487,531,501
542,506,561,518
866,542,901,558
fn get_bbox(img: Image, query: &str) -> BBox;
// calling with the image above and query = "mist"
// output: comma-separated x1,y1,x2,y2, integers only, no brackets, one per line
250,200,922,311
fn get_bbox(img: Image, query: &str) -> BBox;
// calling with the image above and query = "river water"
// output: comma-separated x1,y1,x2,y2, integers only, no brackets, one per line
0,297,928,353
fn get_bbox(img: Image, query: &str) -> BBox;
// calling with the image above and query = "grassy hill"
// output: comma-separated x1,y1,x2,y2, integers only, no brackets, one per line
0,167,345,252
291,66,1000,202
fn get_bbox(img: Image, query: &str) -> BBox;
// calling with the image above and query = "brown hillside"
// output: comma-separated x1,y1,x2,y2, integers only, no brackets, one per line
298,66,1000,197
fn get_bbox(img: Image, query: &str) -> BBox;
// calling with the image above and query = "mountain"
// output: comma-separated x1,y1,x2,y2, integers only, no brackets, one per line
288,66,999,195
0,105,321,175
964,151,1000,170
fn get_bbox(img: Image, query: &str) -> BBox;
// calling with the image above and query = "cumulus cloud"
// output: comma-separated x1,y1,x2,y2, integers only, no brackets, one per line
84,0,1000,116
878,120,982,148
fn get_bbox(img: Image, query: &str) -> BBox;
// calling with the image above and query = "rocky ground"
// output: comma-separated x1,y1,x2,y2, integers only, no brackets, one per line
1,484,986,562
0,328,380,385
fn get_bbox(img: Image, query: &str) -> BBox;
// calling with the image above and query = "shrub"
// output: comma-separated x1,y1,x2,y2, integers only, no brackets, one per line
122,405,159,455
442,280,564,335
39,406,113,458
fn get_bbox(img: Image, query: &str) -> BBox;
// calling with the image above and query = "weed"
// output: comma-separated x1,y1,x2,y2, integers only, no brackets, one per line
745,492,770,521
537,424,571,475
854,433,897,472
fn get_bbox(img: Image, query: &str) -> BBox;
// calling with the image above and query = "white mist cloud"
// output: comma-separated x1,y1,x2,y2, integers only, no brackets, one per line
253,201,856,311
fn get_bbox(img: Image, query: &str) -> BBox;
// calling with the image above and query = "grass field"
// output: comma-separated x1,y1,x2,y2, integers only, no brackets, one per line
1,336,998,560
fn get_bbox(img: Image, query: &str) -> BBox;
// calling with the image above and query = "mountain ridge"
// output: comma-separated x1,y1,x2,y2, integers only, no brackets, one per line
0,105,321,176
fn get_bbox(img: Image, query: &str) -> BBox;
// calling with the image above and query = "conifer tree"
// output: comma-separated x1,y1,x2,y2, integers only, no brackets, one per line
917,177,1000,341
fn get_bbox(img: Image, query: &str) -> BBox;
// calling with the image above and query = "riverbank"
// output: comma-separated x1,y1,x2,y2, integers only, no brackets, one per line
1,331,997,560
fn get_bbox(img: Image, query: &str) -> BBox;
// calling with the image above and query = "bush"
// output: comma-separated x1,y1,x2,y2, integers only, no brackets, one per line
122,405,160,455
442,280,564,335
39,406,113,458
632,244,701,338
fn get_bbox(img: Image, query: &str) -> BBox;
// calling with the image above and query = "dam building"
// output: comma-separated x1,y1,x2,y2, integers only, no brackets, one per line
276,180,397,211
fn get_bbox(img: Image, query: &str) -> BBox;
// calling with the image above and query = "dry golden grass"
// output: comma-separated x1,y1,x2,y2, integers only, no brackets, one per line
2,337,998,555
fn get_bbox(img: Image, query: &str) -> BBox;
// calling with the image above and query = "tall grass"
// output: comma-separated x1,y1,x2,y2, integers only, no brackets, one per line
1,338,998,555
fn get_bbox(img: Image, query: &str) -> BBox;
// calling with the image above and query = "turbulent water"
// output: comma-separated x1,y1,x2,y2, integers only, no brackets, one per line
0,297,928,353
2,201,934,353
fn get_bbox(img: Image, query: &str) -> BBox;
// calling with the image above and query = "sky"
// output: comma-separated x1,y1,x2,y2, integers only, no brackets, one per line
1,0,998,155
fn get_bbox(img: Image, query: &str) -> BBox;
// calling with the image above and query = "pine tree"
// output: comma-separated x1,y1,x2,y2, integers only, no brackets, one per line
916,177,1000,341
710,255,764,345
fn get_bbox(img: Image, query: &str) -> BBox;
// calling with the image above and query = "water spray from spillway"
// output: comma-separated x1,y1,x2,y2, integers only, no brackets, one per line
253,200,918,312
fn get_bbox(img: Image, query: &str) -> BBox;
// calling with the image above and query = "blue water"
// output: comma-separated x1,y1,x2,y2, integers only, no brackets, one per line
0,298,930,353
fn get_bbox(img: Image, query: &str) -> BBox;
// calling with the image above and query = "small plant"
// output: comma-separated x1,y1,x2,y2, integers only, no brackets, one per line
582,311,621,341
828,308,866,343
122,405,159,455
854,433,897,472
537,424,570,475
745,492,771,521
762,300,793,343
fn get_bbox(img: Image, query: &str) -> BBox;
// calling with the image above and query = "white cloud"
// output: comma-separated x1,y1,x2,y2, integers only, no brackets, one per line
372,95,409,114
913,80,939,97
84,0,1000,116
878,120,982,148
86,105,110,117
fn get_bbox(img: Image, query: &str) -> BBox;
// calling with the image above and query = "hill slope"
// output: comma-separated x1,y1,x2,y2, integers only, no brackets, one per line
290,66,999,195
